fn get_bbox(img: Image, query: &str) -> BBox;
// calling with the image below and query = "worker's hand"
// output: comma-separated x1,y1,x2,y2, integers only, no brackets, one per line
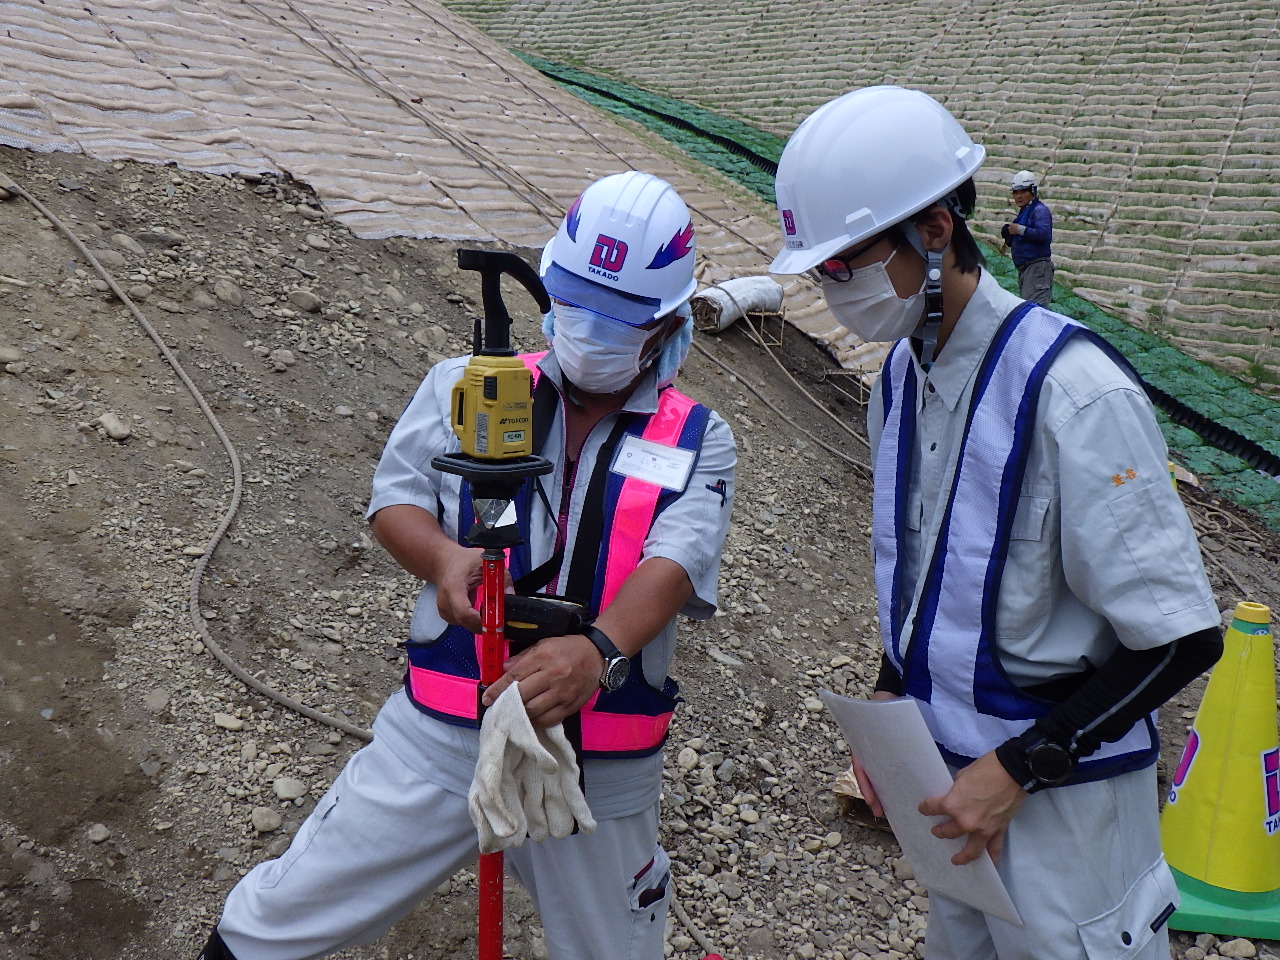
851,755,884,819
917,750,1026,866
1010,223,1025,236
482,633,601,727
851,689,900,818
432,543,484,633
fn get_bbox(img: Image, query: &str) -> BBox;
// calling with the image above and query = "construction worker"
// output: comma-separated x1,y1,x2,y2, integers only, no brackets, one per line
1001,169,1054,306
769,86,1223,960
197,171,736,960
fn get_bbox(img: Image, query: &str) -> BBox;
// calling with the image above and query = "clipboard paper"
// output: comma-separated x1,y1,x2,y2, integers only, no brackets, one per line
820,691,1023,926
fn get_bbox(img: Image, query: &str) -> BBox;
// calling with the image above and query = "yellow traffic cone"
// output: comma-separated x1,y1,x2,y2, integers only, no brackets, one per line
1161,601,1280,938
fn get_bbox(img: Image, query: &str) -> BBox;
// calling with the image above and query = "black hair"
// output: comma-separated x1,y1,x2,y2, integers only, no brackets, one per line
896,178,985,275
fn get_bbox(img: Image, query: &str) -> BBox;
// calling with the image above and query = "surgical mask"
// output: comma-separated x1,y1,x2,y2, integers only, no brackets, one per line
550,303,657,394
821,246,926,343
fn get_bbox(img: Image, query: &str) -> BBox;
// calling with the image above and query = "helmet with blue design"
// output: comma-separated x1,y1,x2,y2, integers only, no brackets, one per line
540,171,697,326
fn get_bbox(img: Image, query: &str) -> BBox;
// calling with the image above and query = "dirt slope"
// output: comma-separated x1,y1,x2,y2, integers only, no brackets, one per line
2,145,1278,960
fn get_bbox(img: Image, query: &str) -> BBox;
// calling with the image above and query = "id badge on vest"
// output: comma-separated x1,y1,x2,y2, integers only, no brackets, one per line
611,434,695,491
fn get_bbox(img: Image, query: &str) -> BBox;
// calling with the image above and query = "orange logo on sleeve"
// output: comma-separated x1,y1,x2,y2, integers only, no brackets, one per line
1111,468,1139,486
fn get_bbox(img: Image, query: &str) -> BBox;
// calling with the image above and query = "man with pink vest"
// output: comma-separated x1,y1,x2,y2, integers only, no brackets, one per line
199,171,736,960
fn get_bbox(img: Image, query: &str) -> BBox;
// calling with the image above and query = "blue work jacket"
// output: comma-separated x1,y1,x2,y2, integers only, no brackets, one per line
1009,198,1053,266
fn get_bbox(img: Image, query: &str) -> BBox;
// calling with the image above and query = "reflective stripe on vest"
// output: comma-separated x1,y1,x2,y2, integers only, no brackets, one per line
874,303,1157,784
405,352,702,756
406,667,675,755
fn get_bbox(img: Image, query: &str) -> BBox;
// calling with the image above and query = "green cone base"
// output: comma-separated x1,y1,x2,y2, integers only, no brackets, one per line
1168,867,1280,939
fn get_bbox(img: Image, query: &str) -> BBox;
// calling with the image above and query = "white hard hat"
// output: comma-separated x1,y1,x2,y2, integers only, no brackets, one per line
1010,170,1038,190
769,86,985,275
540,171,696,326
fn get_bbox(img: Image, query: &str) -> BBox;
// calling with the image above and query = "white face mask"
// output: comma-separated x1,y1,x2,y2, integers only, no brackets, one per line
821,246,926,343
551,303,657,394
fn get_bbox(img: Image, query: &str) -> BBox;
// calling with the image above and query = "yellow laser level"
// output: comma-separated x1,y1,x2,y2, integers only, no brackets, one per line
450,354,534,459
448,249,552,461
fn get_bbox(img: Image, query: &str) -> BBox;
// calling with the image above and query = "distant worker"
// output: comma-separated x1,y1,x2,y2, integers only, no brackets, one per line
1001,169,1054,306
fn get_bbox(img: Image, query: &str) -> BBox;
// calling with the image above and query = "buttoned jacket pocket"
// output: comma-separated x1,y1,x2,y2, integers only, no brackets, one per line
998,492,1058,640
1077,856,1178,960
1009,493,1051,541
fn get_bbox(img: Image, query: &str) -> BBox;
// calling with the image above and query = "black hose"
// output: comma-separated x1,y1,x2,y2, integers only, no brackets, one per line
1143,383,1280,477
535,68,780,174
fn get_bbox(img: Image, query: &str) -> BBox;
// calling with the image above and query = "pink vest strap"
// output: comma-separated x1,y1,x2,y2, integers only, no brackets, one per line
407,665,672,752
599,389,698,610
518,351,697,610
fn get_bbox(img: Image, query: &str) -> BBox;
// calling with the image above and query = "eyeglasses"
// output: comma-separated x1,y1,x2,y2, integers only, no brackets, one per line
814,235,896,283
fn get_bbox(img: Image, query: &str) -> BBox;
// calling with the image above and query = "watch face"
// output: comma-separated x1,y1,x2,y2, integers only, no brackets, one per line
1027,742,1074,785
602,656,630,692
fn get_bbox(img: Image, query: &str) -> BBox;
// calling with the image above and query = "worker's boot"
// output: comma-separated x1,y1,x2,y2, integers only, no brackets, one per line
197,927,237,960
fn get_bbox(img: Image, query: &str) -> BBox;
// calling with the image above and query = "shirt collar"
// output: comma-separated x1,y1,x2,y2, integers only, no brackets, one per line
912,269,1023,412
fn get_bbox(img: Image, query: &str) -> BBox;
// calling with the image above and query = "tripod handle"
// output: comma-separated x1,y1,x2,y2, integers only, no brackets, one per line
458,249,551,356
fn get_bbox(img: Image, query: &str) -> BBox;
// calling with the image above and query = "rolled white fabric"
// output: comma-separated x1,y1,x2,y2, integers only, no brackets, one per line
690,276,785,332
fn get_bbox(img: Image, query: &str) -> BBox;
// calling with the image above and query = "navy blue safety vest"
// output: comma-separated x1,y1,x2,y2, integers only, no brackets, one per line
874,303,1158,784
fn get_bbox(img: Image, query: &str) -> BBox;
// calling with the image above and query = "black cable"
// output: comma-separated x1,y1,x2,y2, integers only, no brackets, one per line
1143,381,1280,477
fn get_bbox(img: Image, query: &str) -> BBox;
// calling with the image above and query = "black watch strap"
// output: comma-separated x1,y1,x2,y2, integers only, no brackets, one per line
997,728,1076,793
581,624,625,662
581,624,629,692
995,736,1038,791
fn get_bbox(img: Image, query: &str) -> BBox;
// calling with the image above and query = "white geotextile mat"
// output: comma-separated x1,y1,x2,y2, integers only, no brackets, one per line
0,0,887,379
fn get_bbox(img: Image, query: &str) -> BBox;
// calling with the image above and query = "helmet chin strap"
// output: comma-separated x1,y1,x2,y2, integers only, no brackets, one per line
919,249,944,370
638,328,667,372
899,224,945,369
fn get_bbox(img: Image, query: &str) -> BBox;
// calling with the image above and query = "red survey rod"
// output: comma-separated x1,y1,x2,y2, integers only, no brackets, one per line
478,547,507,960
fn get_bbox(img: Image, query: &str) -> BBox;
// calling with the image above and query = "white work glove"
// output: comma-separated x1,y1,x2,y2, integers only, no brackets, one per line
468,681,540,852
521,720,595,844
468,682,596,854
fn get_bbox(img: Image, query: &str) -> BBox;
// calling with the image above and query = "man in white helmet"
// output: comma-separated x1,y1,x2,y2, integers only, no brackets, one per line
1001,169,1055,306
770,86,1221,960
197,171,736,960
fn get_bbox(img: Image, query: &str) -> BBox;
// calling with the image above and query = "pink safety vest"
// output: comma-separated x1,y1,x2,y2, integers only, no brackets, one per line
405,352,704,755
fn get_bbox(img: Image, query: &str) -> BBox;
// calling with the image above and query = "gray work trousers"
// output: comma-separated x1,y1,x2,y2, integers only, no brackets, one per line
218,691,671,960
925,763,1176,960
1017,258,1054,306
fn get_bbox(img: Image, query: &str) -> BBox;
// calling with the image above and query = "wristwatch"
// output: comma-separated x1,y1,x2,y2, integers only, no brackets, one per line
1020,729,1076,789
581,625,630,692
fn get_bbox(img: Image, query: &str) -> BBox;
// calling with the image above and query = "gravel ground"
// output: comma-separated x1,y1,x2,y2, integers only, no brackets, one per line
2,145,1278,960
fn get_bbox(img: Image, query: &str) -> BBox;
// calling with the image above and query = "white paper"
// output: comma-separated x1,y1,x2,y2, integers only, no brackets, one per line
820,691,1022,926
